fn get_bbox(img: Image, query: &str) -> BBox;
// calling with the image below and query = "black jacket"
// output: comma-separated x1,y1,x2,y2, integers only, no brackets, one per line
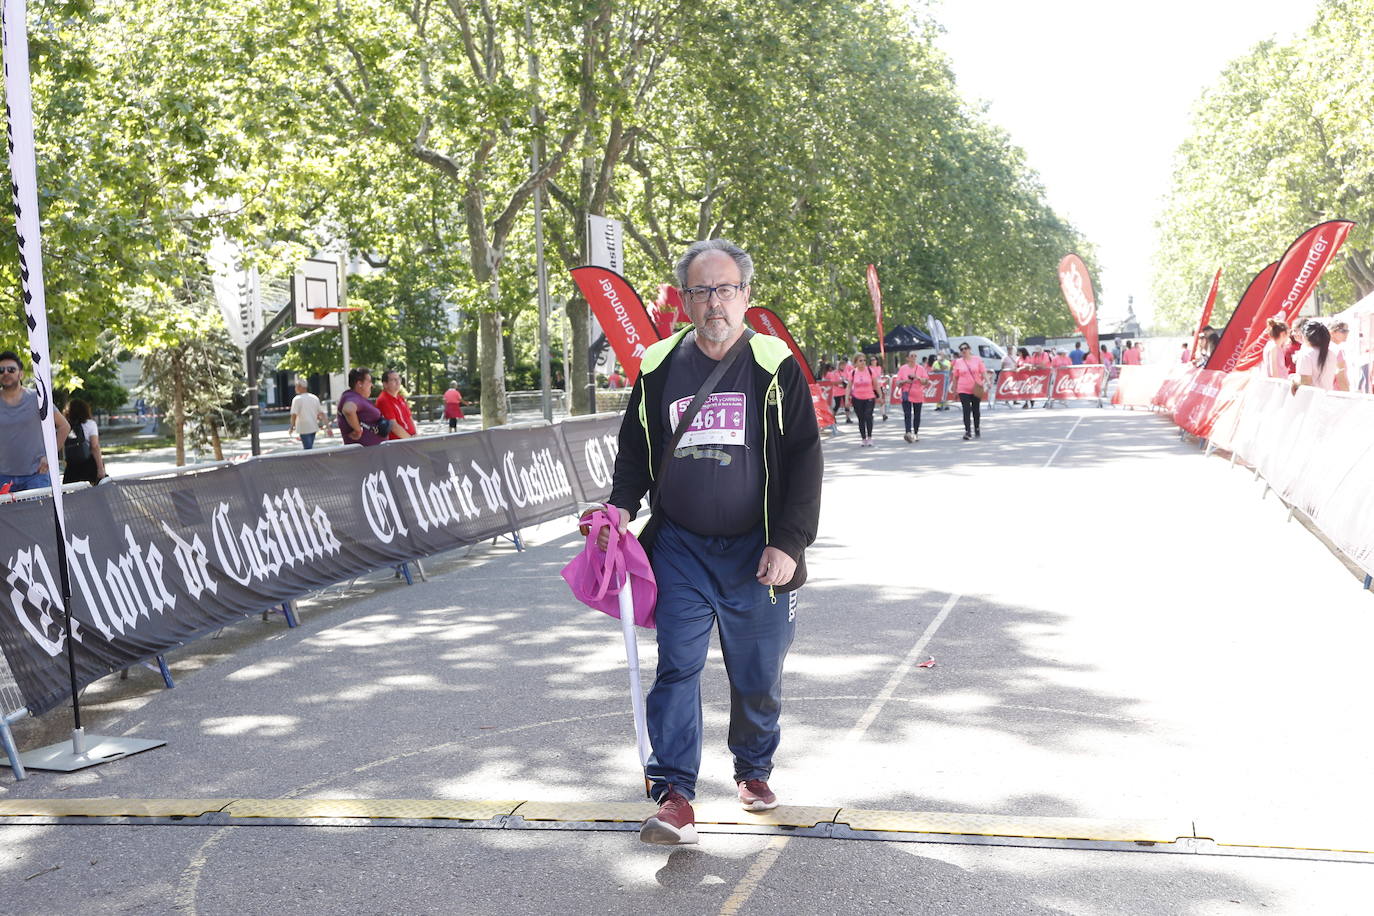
608,329,823,592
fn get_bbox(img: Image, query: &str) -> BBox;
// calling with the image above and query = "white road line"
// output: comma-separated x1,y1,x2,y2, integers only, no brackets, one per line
1042,444,1063,468
846,592,961,743
1064,415,1086,440
718,592,962,916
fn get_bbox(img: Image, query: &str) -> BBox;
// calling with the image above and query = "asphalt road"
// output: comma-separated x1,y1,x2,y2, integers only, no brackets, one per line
4,402,1373,915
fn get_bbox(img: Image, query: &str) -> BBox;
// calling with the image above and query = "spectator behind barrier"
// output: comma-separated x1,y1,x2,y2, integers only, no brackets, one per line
1297,321,1339,391
376,370,417,440
62,398,105,485
1262,318,1290,379
337,367,388,446
1330,321,1351,391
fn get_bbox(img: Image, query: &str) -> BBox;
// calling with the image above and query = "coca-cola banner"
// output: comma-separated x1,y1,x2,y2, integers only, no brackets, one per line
570,266,663,383
1050,365,1107,401
0,417,620,717
1057,254,1099,356
1174,370,1253,440
1232,220,1355,372
1151,365,1200,412
809,384,836,427
1206,261,1279,372
994,368,1052,401
1112,365,1170,408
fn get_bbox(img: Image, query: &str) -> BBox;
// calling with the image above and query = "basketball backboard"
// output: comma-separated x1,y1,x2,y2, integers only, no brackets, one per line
292,257,341,329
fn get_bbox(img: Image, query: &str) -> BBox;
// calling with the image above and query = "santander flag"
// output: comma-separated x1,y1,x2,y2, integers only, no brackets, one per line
1190,268,1222,361
1205,261,1279,372
570,266,662,384
866,264,885,362
744,306,833,426
745,306,816,386
1057,254,1099,355
1232,219,1354,372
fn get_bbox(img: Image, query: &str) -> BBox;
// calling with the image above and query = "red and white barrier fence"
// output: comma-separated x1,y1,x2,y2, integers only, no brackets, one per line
1136,367,1374,580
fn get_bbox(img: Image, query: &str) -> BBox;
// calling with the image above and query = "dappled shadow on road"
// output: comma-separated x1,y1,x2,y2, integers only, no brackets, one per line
6,528,1174,829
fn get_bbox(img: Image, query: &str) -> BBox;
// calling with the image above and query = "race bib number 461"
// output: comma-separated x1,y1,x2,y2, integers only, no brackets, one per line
669,392,747,447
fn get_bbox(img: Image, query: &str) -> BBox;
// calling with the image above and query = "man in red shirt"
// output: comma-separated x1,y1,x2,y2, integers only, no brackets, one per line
376,370,418,440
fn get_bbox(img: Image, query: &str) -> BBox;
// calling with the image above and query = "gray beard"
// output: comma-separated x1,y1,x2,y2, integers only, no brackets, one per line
696,317,733,343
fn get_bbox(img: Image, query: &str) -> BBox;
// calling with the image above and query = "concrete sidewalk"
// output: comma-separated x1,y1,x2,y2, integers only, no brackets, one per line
3,403,1373,915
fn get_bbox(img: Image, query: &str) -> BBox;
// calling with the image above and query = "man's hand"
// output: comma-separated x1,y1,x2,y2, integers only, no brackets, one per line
347,426,362,441
37,457,48,474
591,506,631,551
756,546,795,587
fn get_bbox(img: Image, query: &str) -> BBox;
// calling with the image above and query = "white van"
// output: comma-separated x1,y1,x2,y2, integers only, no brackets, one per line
913,336,1008,374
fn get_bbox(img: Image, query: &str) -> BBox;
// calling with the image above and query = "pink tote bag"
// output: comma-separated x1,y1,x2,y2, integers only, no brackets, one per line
562,507,657,628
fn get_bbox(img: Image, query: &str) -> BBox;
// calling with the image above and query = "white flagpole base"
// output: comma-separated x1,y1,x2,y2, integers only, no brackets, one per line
20,728,164,773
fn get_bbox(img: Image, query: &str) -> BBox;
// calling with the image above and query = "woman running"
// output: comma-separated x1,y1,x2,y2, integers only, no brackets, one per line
951,342,986,440
821,363,847,424
848,353,881,446
894,352,929,443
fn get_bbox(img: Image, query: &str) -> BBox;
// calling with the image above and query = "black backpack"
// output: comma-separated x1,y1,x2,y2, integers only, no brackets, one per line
65,422,91,463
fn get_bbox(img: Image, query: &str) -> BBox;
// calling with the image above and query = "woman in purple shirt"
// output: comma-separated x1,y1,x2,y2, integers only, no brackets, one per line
337,367,386,446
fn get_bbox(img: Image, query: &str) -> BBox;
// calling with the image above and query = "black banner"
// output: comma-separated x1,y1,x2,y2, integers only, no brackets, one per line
0,415,620,716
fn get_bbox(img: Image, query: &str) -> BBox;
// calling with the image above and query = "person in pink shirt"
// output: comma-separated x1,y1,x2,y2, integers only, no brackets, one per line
1050,350,1072,369
847,353,881,446
1121,341,1142,366
1083,347,1100,365
1179,343,1191,363
951,342,986,440
821,363,848,424
1261,318,1289,379
894,351,929,443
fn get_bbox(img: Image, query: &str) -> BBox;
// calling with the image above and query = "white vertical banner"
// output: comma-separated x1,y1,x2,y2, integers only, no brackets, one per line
586,214,624,272
3,0,66,524
585,215,624,373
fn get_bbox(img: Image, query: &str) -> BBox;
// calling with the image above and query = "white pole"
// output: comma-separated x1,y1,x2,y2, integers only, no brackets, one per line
527,10,553,422
618,580,650,768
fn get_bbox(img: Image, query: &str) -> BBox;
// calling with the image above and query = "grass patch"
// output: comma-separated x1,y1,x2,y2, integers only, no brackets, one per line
101,436,176,454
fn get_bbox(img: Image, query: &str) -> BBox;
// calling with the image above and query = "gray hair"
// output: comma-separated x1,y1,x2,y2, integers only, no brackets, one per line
674,238,754,288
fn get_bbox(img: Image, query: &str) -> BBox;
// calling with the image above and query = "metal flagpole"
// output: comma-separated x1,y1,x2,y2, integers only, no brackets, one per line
527,9,552,422
3,0,162,770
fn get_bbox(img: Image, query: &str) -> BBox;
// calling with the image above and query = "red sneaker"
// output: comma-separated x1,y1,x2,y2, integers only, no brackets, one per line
737,778,778,811
639,790,697,845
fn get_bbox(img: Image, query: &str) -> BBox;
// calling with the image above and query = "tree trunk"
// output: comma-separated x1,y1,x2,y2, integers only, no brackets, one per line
210,421,224,461
464,323,478,380
567,294,592,414
479,309,506,427
1344,248,1374,299
173,358,186,467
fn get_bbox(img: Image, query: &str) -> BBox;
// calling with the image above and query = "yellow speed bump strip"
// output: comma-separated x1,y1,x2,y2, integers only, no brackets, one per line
0,798,233,818
224,799,522,821
1193,818,1374,855
834,809,1193,845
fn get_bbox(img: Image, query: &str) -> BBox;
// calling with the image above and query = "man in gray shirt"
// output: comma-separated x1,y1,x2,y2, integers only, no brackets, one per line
0,350,70,493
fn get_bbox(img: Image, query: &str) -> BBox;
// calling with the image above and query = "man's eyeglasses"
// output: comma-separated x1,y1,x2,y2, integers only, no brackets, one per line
683,283,747,306
0,366,19,374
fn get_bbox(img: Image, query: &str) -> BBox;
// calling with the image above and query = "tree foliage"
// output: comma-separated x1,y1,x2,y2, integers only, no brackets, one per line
2,0,1092,424
1155,0,1374,329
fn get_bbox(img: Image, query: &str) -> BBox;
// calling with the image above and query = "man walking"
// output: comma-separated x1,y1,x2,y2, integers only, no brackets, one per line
288,379,326,450
603,239,822,846
0,350,70,492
